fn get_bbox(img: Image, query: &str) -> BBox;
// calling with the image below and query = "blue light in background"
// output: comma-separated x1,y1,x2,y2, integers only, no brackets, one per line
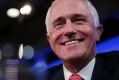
96,35,119,53
113,12,119,20
46,60,62,69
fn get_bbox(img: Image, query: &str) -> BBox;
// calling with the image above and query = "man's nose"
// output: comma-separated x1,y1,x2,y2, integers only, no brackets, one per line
64,20,76,37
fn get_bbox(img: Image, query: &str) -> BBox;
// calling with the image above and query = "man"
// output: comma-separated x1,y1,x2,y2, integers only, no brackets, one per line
45,0,119,80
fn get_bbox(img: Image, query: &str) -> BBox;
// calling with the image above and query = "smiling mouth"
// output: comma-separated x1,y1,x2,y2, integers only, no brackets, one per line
61,38,85,46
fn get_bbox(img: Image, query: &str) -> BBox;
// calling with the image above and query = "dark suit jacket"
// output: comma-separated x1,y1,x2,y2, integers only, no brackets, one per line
46,51,119,80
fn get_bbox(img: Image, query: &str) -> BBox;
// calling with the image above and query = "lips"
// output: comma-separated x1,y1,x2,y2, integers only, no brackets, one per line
60,38,85,46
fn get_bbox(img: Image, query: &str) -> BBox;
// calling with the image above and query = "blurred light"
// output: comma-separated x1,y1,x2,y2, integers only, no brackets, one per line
18,44,23,59
47,60,61,69
20,4,32,15
35,61,47,70
96,35,119,53
113,12,119,20
0,50,2,60
7,8,20,18
2,44,14,59
31,61,47,80
0,69,3,80
23,45,34,60
5,60,18,80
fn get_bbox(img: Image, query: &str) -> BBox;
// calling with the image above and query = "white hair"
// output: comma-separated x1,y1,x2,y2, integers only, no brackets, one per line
87,1,100,27
45,7,51,35
45,0,101,35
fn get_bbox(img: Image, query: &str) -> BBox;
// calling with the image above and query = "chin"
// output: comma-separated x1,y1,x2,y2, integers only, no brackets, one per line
62,52,84,61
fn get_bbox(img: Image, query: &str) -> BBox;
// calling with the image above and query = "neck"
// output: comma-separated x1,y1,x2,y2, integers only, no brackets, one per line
63,56,95,73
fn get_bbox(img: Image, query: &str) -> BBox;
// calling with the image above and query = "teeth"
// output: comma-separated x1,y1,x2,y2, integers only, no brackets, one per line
65,40,79,45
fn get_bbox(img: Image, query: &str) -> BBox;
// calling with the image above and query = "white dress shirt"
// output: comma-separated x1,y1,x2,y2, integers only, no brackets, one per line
63,58,95,80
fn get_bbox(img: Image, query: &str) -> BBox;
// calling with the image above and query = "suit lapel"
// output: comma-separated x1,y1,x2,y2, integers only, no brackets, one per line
91,55,105,80
46,65,64,80
50,65,65,80
91,54,113,80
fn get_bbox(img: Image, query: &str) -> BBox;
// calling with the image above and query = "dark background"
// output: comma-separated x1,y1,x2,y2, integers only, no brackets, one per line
0,0,119,48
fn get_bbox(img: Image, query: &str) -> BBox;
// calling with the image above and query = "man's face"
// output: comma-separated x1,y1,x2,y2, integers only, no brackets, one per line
47,0,102,62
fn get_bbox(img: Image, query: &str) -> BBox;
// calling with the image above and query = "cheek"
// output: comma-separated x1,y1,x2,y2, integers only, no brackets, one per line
79,26,97,45
78,26,94,37
49,35,56,51
51,28,64,41
49,30,63,50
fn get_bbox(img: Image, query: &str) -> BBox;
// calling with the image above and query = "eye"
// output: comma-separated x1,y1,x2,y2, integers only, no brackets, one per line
55,21,64,26
71,14,87,25
53,18,66,29
72,17,86,24
54,22,64,29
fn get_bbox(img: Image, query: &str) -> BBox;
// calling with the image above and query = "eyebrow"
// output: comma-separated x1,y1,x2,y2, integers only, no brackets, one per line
52,14,87,25
52,17,64,26
71,14,87,19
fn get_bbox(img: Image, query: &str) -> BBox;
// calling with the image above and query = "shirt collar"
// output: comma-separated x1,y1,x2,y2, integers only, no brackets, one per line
63,58,95,80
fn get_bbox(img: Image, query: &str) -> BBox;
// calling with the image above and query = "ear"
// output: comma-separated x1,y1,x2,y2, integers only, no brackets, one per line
96,25,103,41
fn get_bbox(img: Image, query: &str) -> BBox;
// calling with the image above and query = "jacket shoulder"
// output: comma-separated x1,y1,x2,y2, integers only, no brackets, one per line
96,51,119,65
46,64,64,80
97,51,119,58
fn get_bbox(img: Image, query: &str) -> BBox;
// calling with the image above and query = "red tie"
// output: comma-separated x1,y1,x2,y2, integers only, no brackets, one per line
69,74,84,80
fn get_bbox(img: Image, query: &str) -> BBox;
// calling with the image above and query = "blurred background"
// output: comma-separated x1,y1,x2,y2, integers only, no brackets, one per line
0,0,119,80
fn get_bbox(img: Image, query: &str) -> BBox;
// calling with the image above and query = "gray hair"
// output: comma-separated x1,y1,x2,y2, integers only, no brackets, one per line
45,0,100,35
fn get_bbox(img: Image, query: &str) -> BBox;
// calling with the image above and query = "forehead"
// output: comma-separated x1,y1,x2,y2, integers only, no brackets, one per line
49,0,91,22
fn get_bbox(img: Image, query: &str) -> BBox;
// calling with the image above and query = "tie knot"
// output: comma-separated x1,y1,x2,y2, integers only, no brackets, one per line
69,74,84,80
